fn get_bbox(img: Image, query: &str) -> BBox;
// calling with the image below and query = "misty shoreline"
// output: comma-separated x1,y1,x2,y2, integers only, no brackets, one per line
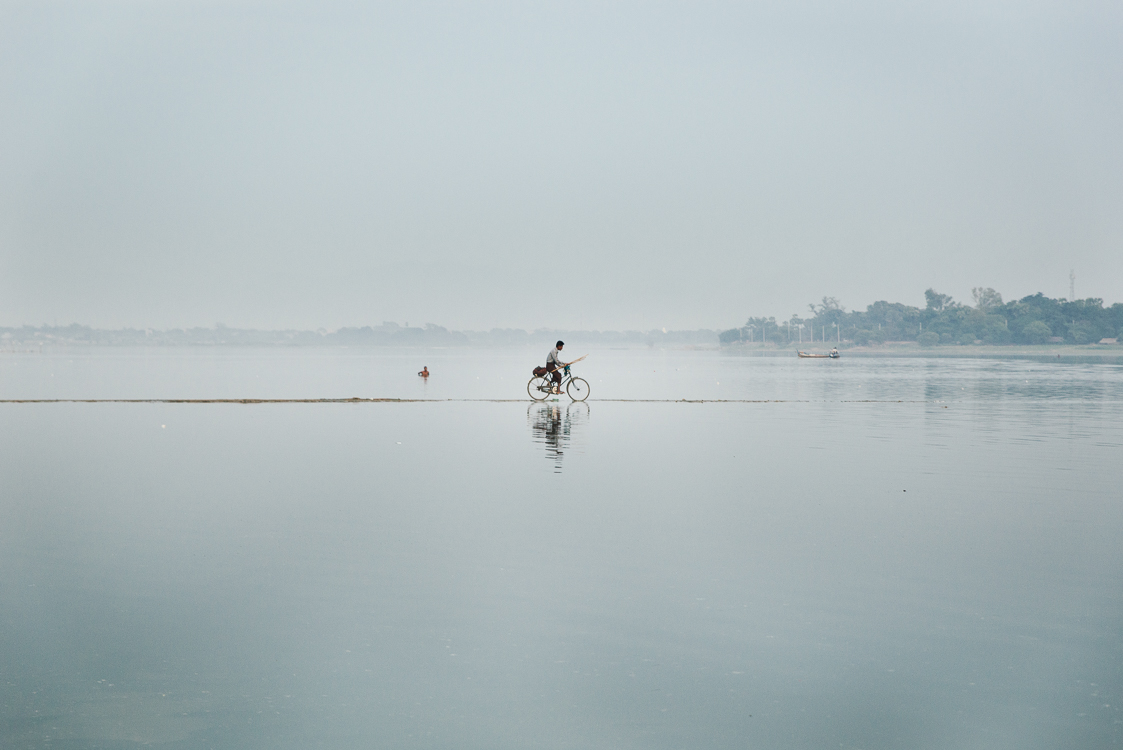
0,323,719,349
725,343,1123,361
3,332,1121,361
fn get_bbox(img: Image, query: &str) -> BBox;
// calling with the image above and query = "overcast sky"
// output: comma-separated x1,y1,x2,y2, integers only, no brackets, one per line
1,1,1120,331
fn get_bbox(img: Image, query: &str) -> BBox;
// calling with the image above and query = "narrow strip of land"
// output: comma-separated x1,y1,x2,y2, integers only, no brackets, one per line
0,398,929,404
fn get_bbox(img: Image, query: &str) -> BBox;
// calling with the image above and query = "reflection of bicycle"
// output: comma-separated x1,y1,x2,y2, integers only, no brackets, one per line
528,364,590,402
527,401,590,473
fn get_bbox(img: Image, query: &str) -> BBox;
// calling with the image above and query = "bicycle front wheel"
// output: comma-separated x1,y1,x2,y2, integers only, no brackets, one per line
527,376,550,401
566,377,590,401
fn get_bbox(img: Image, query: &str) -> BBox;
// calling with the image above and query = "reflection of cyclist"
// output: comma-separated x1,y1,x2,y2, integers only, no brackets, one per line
546,341,566,394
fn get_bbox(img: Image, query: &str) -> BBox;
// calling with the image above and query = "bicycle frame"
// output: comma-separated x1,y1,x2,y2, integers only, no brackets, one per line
546,365,574,391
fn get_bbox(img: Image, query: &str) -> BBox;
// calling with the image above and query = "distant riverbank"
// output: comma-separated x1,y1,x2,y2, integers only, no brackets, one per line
722,341,1123,360
0,324,719,349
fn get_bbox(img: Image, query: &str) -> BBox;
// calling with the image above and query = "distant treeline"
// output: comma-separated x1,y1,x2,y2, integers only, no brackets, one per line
720,290,1123,347
0,322,718,348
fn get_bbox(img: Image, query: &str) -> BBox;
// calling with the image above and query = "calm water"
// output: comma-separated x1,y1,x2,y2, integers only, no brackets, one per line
2,348,1122,749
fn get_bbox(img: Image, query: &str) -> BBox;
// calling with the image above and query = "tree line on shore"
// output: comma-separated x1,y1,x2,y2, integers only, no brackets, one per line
720,289,1123,347
0,322,718,348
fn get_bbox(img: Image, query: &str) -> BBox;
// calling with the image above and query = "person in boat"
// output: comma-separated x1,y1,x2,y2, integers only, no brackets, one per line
546,341,566,394
418,366,429,378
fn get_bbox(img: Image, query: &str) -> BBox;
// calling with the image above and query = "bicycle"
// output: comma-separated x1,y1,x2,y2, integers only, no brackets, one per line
528,363,590,402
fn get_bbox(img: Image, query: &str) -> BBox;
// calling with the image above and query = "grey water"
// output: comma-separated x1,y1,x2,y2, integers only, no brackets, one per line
2,348,1122,749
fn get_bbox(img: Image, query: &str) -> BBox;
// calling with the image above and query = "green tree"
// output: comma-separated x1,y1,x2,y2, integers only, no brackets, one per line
917,331,940,347
1022,320,1051,344
1070,321,1096,344
981,315,1011,344
924,288,955,312
972,287,1003,310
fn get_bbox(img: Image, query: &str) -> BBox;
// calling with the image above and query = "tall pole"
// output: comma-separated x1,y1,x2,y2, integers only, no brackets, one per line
1070,269,1075,300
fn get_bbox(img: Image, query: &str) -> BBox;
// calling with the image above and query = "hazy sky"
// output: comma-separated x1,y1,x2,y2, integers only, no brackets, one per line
2,1,1120,331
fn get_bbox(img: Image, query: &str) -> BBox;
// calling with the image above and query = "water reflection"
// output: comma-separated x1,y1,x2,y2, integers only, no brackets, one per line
527,402,589,472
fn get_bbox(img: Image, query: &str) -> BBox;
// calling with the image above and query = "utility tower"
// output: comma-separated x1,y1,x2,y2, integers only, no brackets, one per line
1070,269,1075,300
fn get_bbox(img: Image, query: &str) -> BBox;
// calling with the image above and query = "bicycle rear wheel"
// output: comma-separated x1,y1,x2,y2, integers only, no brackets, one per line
527,376,550,400
566,377,590,401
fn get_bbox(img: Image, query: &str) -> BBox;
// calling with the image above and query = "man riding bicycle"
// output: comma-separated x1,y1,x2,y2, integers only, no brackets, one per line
528,342,589,401
546,341,566,394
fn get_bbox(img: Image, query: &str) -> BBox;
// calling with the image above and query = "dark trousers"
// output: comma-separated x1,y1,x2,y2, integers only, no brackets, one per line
546,365,561,385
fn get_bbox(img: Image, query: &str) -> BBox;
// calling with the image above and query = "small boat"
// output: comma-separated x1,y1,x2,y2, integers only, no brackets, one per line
798,350,841,359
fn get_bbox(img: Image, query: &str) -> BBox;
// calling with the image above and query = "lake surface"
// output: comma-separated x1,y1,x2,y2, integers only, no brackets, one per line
2,348,1122,749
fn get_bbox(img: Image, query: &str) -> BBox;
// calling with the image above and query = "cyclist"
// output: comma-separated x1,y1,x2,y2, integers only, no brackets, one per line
545,341,566,394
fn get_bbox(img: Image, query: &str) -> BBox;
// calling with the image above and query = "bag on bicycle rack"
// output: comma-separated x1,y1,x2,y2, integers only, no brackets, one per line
532,366,548,377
